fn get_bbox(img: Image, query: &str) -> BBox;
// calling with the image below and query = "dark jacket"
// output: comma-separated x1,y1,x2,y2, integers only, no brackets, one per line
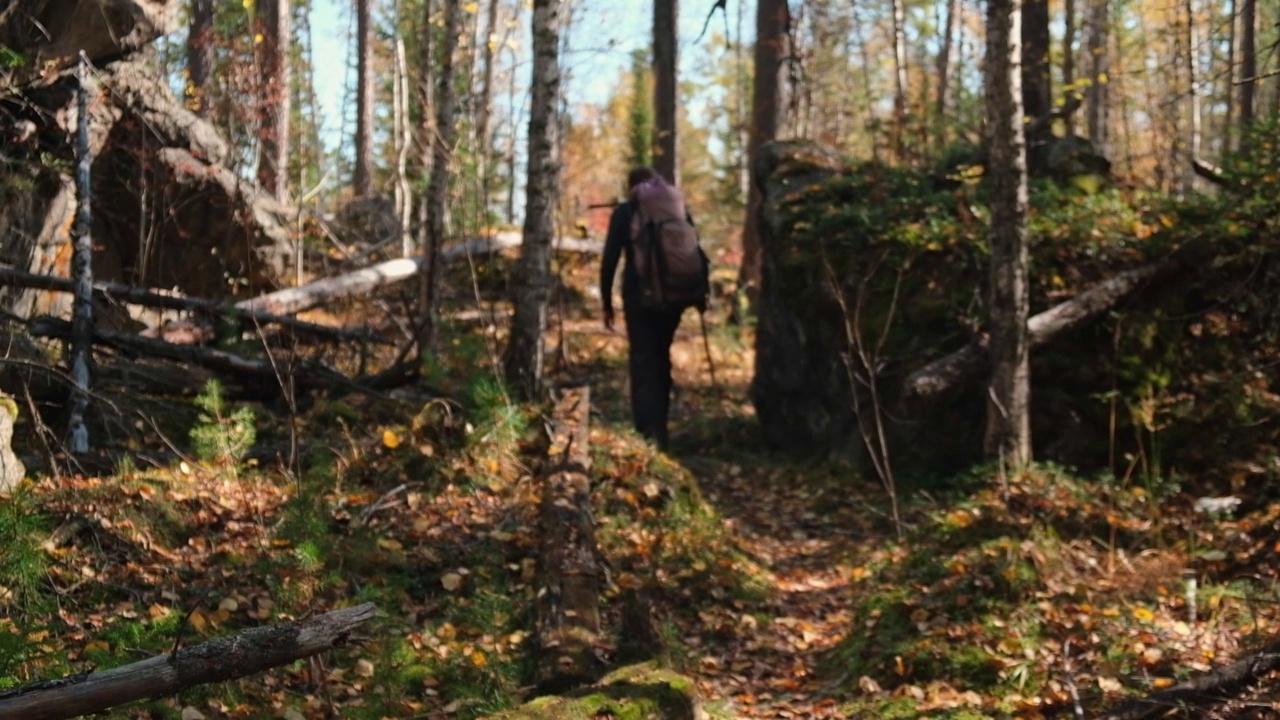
599,202,639,314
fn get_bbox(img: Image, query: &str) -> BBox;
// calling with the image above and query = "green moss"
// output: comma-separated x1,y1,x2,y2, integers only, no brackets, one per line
489,663,701,720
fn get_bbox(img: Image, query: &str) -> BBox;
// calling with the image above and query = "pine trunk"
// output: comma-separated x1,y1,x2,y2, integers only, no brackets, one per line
653,0,679,184
257,0,291,200
1085,0,1110,150
353,0,376,198
739,0,789,295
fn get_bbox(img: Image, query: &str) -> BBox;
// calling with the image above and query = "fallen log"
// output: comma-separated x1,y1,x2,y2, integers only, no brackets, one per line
0,268,385,345
0,602,375,720
1097,637,1280,720
902,261,1167,402
535,385,605,692
238,232,603,317
28,316,367,395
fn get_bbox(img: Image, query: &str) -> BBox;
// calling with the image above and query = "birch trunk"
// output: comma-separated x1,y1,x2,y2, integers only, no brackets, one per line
503,0,561,399
984,0,1032,466
67,54,95,455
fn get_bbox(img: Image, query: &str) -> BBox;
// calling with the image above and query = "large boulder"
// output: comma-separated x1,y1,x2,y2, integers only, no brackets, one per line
0,2,293,320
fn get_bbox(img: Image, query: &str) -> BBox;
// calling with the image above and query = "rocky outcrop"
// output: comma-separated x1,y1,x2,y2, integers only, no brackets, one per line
0,1,292,320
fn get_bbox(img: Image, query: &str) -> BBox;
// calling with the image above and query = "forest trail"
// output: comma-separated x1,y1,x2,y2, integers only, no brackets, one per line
556,312,885,718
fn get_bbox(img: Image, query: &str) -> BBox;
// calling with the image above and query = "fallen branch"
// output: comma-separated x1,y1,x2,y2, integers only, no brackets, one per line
0,268,384,345
1097,638,1280,720
238,232,603,317
903,262,1166,401
0,602,376,720
1192,157,1229,188
28,316,373,396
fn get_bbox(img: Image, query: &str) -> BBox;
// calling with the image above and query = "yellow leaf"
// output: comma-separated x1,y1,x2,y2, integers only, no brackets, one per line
354,658,376,678
1098,676,1123,693
84,640,111,653
1152,677,1175,689
148,603,171,619
441,572,463,591
1097,71,1109,84
470,650,487,667
463,1,480,11
378,538,404,551
218,597,239,612
1132,606,1155,622
189,609,209,633
254,33,264,44
382,429,401,449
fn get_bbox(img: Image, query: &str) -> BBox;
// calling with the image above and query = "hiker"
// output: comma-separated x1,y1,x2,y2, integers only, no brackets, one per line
600,167,710,450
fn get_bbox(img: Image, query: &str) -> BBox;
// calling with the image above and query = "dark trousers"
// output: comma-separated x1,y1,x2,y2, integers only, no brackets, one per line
624,303,685,448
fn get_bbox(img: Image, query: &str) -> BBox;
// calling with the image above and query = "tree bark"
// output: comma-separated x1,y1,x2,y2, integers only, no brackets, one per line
534,386,604,691
67,54,94,456
503,0,562,400
935,0,958,147
1238,0,1256,135
0,603,375,720
415,0,436,254
653,0,679,184
1085,0,1110,149
353,0,376,198
418,0,462,355
186,0,214,117
985,0,1032,466
890,0,910,161
1063,0,1077,136
476,0,502,207
257,0,292,200
738,0,790,296
1022,0,1052,171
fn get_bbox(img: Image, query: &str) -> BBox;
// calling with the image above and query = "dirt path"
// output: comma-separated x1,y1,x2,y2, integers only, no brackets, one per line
558,313,883,719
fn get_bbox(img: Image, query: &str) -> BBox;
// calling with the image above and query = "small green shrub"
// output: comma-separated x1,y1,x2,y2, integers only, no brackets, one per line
190,379,256,466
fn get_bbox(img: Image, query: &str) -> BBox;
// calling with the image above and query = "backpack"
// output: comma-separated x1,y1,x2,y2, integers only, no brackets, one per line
628,178,710,311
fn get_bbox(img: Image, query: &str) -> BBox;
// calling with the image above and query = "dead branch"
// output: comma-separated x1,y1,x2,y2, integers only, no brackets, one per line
0,268,384,344
1098,639,1280,720
0,602,376,720
902,262,1166,401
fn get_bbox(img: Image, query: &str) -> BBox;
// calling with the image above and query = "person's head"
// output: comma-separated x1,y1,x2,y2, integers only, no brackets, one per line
626,166,659,191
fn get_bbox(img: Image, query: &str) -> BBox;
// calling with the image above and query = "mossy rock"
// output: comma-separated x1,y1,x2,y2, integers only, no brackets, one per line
487,662,703,720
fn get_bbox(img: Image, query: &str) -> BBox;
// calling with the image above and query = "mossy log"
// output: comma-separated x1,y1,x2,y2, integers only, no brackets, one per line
491,663,704,720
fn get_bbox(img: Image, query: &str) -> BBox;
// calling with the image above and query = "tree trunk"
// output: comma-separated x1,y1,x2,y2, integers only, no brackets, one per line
1063,0,1077,136
68,55,94,456
476,0,502,207
1085,0,1110,151
257,0,291,200
1185,0,1201,193
935,0,957,147
738,0,789,296
985,0,1032,467
418,0,461,355
653,0,679,184
186,0,214,117
503,0,561,400
415,0,436,253
1224,0,1236,152
889,0,909,160
1022,0,1052,171
353,0,376,198
1238,0,1256,136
